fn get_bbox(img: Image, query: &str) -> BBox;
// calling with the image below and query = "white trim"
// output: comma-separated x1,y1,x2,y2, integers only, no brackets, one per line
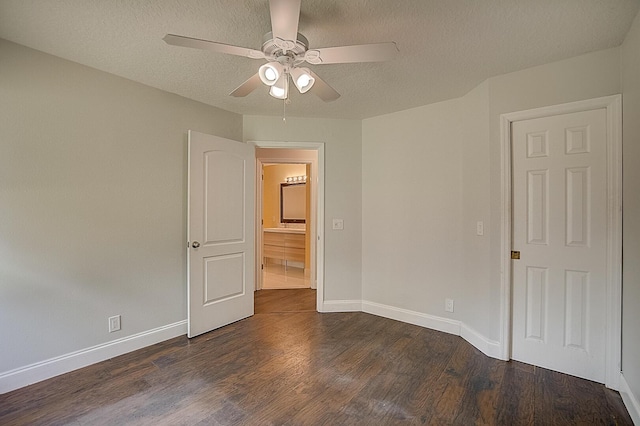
361,300,502,359
604,96,623,390
362,300,461,336
499,113,513,362
321,300,363,312
460,323,502,359
255,158,264,291
620,374,640,425
250,141,325,311
499,95,623,388
0,320,187,395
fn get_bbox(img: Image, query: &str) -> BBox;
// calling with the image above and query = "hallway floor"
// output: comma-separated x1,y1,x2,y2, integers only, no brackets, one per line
255,288,316,314
262,262,309,289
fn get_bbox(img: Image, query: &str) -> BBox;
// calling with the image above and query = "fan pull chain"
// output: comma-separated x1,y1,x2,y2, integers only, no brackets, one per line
283,97,286,123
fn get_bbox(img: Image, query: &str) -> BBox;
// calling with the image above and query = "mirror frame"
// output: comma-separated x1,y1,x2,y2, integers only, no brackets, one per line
280,182,306,223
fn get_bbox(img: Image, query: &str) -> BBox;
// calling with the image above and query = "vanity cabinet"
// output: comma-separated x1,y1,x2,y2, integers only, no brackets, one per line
263,230,305,266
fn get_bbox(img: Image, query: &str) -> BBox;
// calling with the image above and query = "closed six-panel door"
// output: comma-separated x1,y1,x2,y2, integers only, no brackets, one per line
511,109,607,383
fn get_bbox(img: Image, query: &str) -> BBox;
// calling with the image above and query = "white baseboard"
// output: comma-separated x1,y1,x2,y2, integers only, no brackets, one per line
0,320,187,395
360,300,505,361
460,323,502,359
362,300,461,336
320,298,505,362
320,299,362,312
620,373,640,425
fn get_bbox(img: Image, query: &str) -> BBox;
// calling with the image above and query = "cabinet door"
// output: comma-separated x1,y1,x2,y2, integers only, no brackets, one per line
263,232,285,260
263,245,285,260
284,234,305,249
285,234,305,263
263,232,284,246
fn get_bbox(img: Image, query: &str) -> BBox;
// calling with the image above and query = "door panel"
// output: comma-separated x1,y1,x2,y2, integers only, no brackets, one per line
188,131,255,338
512,109,607,383
203,150,245,244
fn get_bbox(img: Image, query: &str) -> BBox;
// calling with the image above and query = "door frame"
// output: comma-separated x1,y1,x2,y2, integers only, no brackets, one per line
499,95,622,389
250,141,325,311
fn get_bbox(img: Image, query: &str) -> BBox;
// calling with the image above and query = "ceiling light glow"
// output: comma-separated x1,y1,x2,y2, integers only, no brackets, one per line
297,74,311,88
259,63,283,86
270,85,286,98
264,68,277,82
269,74,288,99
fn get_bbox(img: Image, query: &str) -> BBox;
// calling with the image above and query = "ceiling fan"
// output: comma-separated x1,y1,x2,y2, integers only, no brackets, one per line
163,0,398,102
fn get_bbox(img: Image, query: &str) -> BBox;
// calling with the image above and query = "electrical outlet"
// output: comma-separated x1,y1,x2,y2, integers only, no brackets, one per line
445,299,454,313
108,315,121,333
476,221,484,236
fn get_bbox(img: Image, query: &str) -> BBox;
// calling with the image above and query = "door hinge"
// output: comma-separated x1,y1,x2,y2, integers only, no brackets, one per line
511,251,521,260
261,264,264,270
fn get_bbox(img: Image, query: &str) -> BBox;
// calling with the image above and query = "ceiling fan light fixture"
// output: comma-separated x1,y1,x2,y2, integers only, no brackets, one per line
259,62,283,86
163,0,398,103
290,67,315,93
269,85,286,99
269,74,289,99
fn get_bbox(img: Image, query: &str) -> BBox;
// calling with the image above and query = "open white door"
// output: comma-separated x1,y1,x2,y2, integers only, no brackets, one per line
188,131,255,338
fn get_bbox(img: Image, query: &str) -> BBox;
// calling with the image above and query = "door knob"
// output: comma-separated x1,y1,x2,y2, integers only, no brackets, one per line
192,241,200,249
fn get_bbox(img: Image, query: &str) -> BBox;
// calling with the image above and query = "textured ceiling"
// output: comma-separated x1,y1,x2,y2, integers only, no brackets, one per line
0,0,638,119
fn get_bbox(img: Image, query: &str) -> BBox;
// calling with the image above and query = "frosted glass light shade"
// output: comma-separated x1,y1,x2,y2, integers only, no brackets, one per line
259,63,283,86
269,74,288,99
290,67,315,94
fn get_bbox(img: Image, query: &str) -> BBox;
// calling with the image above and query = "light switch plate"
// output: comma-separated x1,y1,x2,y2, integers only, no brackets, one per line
332,219,344,230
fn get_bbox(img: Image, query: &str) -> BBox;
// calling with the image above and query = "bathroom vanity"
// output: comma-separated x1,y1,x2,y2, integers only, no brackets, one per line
263,228,305,267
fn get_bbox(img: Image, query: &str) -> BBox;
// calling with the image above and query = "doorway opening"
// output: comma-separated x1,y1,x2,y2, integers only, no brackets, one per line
251,142,324,312
261,162,310,289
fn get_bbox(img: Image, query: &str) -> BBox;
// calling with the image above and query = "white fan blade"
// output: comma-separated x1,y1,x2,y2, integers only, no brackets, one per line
229,73,263,97
163,34,265,59
269,0,301,44
305,42,398,64
308,70,340,102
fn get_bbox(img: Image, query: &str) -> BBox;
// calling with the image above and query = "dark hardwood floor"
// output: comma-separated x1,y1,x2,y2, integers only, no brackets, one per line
255,288,316,314
0,289,632,425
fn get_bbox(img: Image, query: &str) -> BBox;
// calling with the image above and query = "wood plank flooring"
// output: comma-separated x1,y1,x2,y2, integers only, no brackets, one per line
0,290,632,425
255,289,316,314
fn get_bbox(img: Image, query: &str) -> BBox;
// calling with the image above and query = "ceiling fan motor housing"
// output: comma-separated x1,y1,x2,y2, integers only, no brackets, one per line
262,31,309,66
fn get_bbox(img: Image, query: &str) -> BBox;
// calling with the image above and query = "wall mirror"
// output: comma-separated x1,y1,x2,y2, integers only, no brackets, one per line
280,182,306,223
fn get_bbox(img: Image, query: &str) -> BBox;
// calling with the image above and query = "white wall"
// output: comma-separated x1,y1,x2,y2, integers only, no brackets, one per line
0,39,242,374
459,81,492,335
362,98,464,317
243,116,362,302
361,47,622,346
621,9,640,418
